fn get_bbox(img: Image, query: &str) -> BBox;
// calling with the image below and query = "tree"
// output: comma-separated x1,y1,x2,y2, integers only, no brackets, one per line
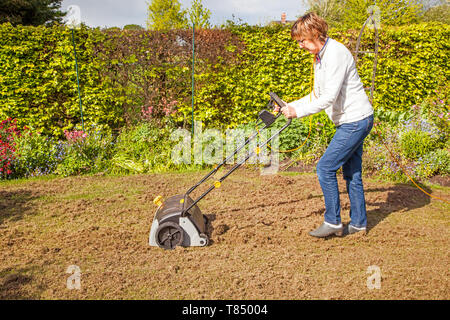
146,0,188,31
0,0,65,26
123,24,144,30
302,0,342,24
187,0,212,28
303,0,424,28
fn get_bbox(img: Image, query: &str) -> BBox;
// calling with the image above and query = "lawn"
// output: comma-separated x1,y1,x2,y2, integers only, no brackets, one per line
0,169,449,299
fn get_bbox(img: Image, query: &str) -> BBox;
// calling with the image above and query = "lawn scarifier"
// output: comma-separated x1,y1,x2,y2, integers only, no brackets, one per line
149,92,291,250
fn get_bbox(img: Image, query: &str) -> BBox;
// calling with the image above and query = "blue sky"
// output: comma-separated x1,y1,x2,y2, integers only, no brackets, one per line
61,0,308,28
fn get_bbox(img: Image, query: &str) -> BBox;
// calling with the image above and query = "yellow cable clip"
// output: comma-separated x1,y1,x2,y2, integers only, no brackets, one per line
255,147,261,155
153,195,163,207
214,181,221,189
180,198,185,204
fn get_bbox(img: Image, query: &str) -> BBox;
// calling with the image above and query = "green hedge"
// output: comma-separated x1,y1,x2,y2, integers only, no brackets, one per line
0,22,448,135
0,24,124,136
178,22,449,128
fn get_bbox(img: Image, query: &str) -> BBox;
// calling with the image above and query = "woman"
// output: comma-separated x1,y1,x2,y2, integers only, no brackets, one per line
276,12,374,237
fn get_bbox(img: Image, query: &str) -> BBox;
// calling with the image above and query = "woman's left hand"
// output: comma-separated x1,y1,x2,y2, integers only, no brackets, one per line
281,104,297,119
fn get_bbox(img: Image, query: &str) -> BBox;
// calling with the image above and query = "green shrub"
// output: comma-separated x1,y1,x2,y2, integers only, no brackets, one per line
12,128,64,178
364,116,448,182
399,130,438,160
414,149,450,178
362,124,410,182
55,127,115,176
111,122,177,174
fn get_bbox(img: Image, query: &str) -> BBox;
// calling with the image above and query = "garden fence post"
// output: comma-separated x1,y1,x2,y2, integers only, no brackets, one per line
71,28,85,132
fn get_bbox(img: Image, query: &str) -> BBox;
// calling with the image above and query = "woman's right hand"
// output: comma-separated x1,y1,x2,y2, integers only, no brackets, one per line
273,100,287,113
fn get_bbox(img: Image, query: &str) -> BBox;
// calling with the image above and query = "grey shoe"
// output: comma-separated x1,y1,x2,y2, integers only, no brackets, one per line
343,224,367,236
309,222,343,238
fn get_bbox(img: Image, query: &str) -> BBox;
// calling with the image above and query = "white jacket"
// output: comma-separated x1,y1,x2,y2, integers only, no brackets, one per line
289,38,373,126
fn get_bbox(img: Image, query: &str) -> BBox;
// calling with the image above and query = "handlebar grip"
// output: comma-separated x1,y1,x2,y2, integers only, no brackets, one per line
269,92,286,108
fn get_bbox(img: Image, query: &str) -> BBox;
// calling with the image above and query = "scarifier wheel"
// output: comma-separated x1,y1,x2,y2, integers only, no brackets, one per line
199,233,209,247
155,221,184,250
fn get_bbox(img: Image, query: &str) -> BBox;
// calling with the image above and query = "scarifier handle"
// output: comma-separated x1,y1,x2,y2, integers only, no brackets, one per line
268,92,292,126
269,92,287,111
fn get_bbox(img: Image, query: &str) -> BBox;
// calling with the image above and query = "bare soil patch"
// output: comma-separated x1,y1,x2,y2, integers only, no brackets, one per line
0,169,449,299
428,175,450,187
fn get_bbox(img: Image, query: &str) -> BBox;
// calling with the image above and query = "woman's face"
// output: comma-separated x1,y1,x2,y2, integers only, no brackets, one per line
297,36,325,55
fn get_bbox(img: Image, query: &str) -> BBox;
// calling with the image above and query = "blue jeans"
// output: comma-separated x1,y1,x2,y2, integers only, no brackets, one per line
316,115,373,228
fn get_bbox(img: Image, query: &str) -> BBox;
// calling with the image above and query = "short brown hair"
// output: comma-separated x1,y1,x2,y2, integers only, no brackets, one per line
291,12,328,42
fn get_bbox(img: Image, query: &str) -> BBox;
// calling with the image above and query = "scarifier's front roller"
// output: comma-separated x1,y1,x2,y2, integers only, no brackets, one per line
149,92,291,250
